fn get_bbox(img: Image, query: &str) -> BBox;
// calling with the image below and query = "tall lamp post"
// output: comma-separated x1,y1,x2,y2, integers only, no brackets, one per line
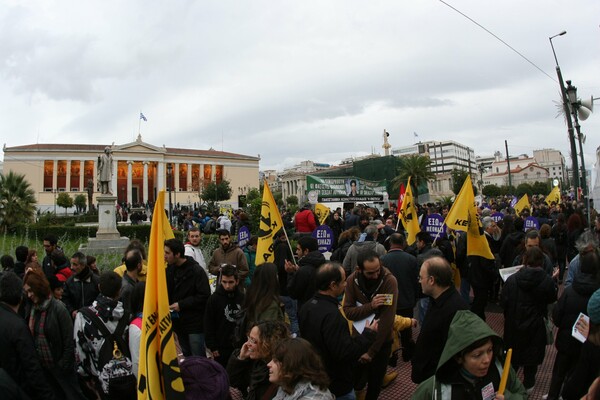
549,31,580,197
566,80,591,225
167,163,173,224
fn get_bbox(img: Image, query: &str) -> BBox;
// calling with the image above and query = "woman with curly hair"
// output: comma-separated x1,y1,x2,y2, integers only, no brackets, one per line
227,320,290,400
23,269,85,399
268,338,334,400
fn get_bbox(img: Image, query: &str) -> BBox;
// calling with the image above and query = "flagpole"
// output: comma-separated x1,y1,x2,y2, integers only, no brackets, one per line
138,111,142,136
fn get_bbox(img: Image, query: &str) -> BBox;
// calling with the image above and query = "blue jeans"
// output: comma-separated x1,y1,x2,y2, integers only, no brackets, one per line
336,390,355,400
180,333,206,357
281,296,299,336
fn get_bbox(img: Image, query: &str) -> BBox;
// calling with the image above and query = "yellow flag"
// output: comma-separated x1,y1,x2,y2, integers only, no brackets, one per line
256,182,285,264
514,194,530,216
398,177,421,245
315,203,330,226
545,186,561,206
138,191,184,400
444,175,494,260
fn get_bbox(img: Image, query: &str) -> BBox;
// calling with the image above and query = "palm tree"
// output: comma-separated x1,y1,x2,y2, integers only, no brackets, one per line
0,171,37,232
392,154,435,197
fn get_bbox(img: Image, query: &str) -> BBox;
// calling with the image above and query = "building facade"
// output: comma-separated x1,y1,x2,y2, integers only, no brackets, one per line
533,148,566,182
3,137,260,212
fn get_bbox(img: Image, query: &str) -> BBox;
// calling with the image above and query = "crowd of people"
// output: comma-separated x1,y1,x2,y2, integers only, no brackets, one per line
1,194,600,400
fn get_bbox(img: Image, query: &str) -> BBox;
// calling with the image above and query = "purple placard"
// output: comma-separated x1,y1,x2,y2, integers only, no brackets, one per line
523,216,540,232
238,226,250,248
423,213,446,238
491,212,504,223
312,225,334,253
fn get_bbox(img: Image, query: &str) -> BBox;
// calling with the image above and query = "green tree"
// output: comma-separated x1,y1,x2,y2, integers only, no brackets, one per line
450,169,472,195
483,184,503,197
56,192,74,215
515,183,533,197
0,171,37,232
286,195,299,207
74,194,87,213
532,181,550,195
392,154,435,197
201,179,233,214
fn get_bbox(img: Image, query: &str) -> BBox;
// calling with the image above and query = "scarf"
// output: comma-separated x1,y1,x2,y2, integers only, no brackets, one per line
29,297,54,367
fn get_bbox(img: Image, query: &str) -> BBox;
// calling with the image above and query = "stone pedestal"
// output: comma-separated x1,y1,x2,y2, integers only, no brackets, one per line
79,195,129,255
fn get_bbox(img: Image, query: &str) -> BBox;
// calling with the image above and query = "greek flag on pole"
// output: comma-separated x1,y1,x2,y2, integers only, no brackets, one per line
140,112,147,121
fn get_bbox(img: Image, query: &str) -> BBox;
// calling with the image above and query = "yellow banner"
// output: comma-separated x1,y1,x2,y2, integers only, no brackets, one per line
398,177,421,245
545,186,561,206
315,203,330,226
138,191,184,400
256,182,285,264
514,194,530,216
444,176,494,260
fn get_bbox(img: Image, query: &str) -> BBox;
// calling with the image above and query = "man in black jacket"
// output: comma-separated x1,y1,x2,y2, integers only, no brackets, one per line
165,238,211,357
62,251,100,319
299,262,377,399
411,256,468,384
381,233,419,361
285,236,326,313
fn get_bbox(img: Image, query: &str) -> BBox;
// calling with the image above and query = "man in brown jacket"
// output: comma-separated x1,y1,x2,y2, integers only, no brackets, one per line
343,249,398,400
208,229,249,285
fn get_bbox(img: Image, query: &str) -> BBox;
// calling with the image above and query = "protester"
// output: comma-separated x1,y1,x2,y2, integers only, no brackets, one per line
546,248,600,400
205,264,245,367
0,271,55,399
23,269,84,399
412,310,527,399
501,246,557,394
243,263,284,333
227,320,290,400
128,281,146,378
267,338,334,400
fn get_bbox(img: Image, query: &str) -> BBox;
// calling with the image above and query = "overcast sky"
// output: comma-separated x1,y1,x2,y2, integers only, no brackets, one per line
1,0,599,176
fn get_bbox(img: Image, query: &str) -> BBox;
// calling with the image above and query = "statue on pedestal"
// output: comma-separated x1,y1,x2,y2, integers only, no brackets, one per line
97,147,113,195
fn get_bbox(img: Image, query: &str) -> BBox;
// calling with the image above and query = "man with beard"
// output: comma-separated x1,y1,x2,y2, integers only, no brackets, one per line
62,252,100,319
208,230,249,286
165,238,211,357
184,227,208,277
204,264,244,367
343,250,399,400
285,236,326,314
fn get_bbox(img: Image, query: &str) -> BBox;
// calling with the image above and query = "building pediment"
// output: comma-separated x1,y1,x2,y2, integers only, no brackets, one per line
114,136,166,154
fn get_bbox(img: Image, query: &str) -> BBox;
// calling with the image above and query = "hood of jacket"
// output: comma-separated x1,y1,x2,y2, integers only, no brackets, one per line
274,381,333,400
352,241,380,251
515,266,548,292
504,231,525,245
299,250,326,268
572,272,600,297
435,310,502,379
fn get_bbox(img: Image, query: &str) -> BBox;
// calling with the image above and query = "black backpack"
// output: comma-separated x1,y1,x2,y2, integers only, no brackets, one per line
79,308,137,398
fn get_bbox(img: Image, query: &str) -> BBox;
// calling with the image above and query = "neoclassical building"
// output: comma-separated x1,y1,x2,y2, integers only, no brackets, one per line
3,136,260,212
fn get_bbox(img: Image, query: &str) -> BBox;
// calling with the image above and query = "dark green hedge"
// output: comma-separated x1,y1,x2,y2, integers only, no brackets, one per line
14,224,185,242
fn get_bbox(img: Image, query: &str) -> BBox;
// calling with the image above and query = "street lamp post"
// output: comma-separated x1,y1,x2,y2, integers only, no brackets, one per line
566,80,591,225
167,163,173,225
549,31,580,197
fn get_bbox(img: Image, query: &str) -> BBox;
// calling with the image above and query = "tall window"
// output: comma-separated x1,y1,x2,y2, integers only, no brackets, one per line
57,160,67,190
44,160,53,191
70,160,81,191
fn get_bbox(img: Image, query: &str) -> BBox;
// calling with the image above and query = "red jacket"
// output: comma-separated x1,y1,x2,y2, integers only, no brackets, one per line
294,209,317,233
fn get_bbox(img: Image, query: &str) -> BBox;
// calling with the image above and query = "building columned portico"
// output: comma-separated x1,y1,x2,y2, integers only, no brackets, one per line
3,136,260,212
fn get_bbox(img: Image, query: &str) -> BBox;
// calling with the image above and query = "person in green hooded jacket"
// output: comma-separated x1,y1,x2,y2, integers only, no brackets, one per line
412,310,527,400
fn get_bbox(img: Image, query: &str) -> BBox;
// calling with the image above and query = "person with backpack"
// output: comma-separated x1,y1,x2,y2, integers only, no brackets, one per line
74,271,135,399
